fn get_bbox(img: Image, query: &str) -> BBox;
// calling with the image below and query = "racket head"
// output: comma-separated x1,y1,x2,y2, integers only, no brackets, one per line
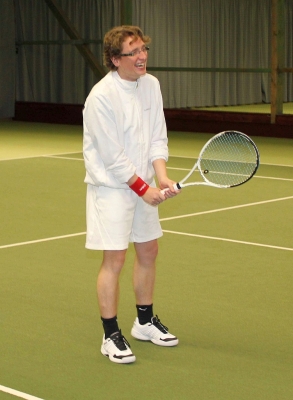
198,131,260,188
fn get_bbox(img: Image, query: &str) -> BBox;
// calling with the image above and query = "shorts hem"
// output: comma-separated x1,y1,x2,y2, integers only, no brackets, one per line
85,242,129,251
85,231,163,250
130,231,163,244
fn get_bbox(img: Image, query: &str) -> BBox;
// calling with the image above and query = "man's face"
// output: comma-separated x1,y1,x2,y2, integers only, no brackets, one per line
112,36,148,81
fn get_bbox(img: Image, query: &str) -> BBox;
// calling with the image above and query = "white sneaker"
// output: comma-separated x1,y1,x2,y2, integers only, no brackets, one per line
131,315,179,347
101,330,136,364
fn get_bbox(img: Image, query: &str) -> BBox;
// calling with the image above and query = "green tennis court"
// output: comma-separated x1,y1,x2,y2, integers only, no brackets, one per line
0,120,292,400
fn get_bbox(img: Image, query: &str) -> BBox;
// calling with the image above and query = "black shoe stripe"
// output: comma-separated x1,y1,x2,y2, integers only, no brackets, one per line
160,337,178,342
113,353,135,360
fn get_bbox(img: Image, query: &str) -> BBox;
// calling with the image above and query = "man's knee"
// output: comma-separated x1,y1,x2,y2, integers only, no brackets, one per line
102,250,127,273
135,240,158,264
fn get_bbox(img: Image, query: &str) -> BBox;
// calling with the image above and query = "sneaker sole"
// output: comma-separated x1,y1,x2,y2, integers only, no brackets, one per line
131,328,179,347
101,346,136,364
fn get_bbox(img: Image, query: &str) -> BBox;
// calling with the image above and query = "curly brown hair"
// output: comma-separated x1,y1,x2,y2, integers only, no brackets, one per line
103,25,151,71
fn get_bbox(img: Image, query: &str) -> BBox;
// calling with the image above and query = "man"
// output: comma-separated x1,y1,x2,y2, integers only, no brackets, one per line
83,25,179,364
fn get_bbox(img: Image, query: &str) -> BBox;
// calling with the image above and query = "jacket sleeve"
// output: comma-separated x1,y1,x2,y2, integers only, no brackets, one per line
148,79,169,164
83,90,136,185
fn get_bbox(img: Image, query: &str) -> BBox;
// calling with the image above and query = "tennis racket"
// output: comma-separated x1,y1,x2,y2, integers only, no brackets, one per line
163,130,260,191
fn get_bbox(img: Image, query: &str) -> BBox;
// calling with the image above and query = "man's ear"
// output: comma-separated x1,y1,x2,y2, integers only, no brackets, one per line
111,57,120,68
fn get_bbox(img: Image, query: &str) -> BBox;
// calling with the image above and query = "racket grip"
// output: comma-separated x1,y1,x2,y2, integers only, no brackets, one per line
160,182,180,194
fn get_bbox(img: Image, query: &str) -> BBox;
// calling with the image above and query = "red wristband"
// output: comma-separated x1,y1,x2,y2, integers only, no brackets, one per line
129,177,149,196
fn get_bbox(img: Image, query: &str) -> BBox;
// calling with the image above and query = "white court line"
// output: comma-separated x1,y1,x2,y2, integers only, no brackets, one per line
0,151,81,162
169,155,293,168
169,154,293,168
48,153,293,169
1,196,292,251
0,385,44,400
42,155,83,161
255,175,293,181
39,157,293,182
32,157,293,182
166,166,293,181
160,195,293,221
1,152,292,168
162,230,293,252
0,232,86,250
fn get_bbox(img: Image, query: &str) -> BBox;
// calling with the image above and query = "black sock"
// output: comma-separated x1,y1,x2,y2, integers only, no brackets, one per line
101,316,119,339
136,304,153,325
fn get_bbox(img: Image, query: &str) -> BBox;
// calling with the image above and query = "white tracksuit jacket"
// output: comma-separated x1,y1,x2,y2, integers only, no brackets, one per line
83,71,168,189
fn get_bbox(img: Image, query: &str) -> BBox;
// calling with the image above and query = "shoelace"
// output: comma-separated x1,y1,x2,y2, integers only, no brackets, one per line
110,330,131,351
151,315,168,334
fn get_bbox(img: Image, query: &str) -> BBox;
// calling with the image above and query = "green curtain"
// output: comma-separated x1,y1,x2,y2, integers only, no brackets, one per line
0,0,15,118
14,0,293,108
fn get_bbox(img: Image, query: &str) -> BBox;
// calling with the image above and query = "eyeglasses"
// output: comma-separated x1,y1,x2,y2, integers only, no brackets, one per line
120,45,150,57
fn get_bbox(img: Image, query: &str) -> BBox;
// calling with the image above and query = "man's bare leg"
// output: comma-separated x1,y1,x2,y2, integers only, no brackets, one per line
133,239,158,305
131,239,178,346
97,249,127,318
98,249,136,363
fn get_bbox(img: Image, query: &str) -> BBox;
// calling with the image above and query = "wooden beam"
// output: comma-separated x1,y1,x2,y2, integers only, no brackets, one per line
271,0,285,123
44,0,105,80
16,39,103,46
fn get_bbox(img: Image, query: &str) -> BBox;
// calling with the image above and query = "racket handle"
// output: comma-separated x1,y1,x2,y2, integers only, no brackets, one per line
160,182,181,194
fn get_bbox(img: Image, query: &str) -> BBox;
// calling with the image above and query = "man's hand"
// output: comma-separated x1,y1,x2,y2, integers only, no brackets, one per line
152,159,180,200
142,186,166,206
158,177,181,200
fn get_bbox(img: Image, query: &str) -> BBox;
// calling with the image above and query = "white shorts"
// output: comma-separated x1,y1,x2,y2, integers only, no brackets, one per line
85,184,163,250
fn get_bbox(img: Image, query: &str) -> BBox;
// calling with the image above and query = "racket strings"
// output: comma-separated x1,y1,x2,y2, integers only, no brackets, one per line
199,132,259,186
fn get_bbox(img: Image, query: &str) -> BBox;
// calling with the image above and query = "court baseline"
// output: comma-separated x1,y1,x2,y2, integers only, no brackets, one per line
1,196,292,251
162,230,293,252
0,384,44,400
